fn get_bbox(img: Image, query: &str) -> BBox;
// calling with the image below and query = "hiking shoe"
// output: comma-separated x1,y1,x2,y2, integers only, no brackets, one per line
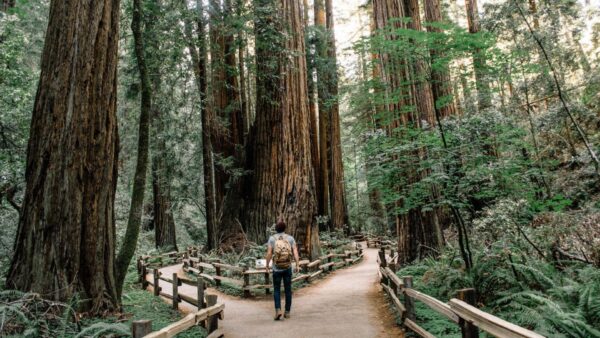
284,312,290,319
274,310,284,321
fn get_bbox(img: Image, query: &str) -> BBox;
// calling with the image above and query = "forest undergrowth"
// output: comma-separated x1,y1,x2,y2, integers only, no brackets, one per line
389,173,600,337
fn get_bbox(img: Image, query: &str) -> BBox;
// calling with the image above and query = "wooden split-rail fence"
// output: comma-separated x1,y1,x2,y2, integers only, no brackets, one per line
133,251,226,337
181,245,364,297
366,236,395,250
137,243,364,299
377,248,545,338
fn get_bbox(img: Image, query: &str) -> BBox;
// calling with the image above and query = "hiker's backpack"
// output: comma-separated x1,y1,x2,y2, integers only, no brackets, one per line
273,235,292,269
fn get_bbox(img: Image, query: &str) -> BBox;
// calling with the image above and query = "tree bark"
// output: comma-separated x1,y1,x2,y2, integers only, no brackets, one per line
244,0,319,258
115,0,153,295
152,164,178,250
237,0,250,135
7,0,121,313
182,0,218,250
314,0,330,226
210,0,245,222
465,0,491,110
424,0,457,117
210,0,247,245
139,0,178,252
404,0,436,123
304,0,322,220
324,0,349,232
372,0,443,263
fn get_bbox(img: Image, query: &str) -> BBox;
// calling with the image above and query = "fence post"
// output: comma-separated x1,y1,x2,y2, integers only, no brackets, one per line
153,269,160,297
402,276,415,321
132,320,152,338
457,288,479,338
264,271,271,295
141,264,148,290
137,257,142,282
197,278,206,310
378,248,387,268
206,294,219,333
215,260,222,287
172,273,179,310
327,254,333,272
243,266,251,298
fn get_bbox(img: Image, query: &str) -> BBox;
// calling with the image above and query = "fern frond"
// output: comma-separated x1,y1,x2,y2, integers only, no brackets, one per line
74,322,130,338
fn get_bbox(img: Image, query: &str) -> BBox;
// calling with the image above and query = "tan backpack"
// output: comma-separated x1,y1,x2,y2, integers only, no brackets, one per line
273,235,292,269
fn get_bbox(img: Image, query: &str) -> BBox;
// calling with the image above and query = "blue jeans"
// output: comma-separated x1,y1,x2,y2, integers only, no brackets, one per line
273,268,292,312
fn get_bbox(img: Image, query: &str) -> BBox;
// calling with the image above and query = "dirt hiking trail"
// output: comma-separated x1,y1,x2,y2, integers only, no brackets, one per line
152,245,405,338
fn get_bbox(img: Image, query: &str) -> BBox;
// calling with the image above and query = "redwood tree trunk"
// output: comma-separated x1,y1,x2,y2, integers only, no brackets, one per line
325,0,349,232
304,0,322,219
372,0,442,263
7,0,121,313
210,0,244,222
465,0,491,110
116,0,152,294
152,163,178,250
211,0,246,244
182,0,218,250
314,0,330,226
245,0,319,258
424,0,457,117
405,0,436,123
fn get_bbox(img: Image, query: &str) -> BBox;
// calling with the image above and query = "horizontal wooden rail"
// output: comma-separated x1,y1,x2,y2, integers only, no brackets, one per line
404,288,459,323
212,262,245,273
142,303,224,338
381,283,405,314
404,318,435,338
449,299,545,338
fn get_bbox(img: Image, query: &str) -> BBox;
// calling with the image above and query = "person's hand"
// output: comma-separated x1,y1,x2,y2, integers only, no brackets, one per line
294,266,300,274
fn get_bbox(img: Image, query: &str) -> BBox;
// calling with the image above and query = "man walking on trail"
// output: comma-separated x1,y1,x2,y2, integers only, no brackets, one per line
266,219,300,321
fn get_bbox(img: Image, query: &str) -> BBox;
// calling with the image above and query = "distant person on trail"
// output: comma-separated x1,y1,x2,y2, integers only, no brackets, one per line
266,219,300,321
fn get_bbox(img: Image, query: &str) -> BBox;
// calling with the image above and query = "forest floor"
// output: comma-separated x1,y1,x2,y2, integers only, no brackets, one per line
150,245,405,338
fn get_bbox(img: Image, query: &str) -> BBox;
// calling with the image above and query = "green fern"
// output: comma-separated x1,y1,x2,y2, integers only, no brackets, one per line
74,322,130,338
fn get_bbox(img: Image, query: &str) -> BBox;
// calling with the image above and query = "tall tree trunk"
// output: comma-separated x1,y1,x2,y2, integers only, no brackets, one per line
465,0,491,110
7,0,121,313
405,0,443,258
210,0,245,226
365,13,389,235
423,0,455,239
115,0,151,296
314,0,330,226
244,0,319,258
182,0,218,250
237,0,250,135
143,0,178,252
324,0,349,232
405,0,436,123
210,0,246,244
209,0,228,217
372,0,444,263
304,0,322,220
424,0,457,117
